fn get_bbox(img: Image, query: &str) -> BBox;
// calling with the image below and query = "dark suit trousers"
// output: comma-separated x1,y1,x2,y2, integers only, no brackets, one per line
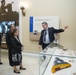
8,47,13,66
42,43,50,50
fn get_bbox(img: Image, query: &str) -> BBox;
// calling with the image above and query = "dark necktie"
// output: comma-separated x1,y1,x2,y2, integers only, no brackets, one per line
43,29,47,42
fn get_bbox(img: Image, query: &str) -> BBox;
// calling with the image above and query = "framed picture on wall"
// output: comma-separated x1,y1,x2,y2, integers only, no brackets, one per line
29,16,59,41
0,0,20,48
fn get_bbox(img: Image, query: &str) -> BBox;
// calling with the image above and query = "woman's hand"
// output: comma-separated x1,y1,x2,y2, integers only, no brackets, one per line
21,46,24,51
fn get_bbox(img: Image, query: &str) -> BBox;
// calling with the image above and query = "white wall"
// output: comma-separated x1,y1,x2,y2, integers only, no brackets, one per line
20,0,76,52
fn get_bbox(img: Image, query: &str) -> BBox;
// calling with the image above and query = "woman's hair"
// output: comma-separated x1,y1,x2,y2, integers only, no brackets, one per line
11,29,17,37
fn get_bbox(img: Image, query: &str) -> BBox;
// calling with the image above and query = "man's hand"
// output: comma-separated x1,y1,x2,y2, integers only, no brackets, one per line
39,45,42,49
64,26,68,30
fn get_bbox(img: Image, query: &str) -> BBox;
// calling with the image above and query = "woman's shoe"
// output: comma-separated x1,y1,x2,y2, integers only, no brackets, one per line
20,67,26,70
14,70,20,74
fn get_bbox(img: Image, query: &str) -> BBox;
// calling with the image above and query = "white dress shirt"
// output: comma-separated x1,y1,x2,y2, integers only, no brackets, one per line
43,29,50,44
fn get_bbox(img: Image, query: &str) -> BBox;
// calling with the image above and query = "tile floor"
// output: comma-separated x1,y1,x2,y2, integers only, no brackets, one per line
0,49,40,75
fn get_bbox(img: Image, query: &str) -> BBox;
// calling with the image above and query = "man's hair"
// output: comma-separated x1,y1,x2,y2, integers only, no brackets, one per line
42,22,48,25
10,24,15,28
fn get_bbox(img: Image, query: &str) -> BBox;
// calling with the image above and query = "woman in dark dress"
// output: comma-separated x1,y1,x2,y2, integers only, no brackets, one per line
10,29,26,74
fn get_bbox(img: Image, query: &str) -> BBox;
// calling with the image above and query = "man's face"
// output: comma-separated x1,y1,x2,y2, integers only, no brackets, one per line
42,24,48,29
11,25,15,30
